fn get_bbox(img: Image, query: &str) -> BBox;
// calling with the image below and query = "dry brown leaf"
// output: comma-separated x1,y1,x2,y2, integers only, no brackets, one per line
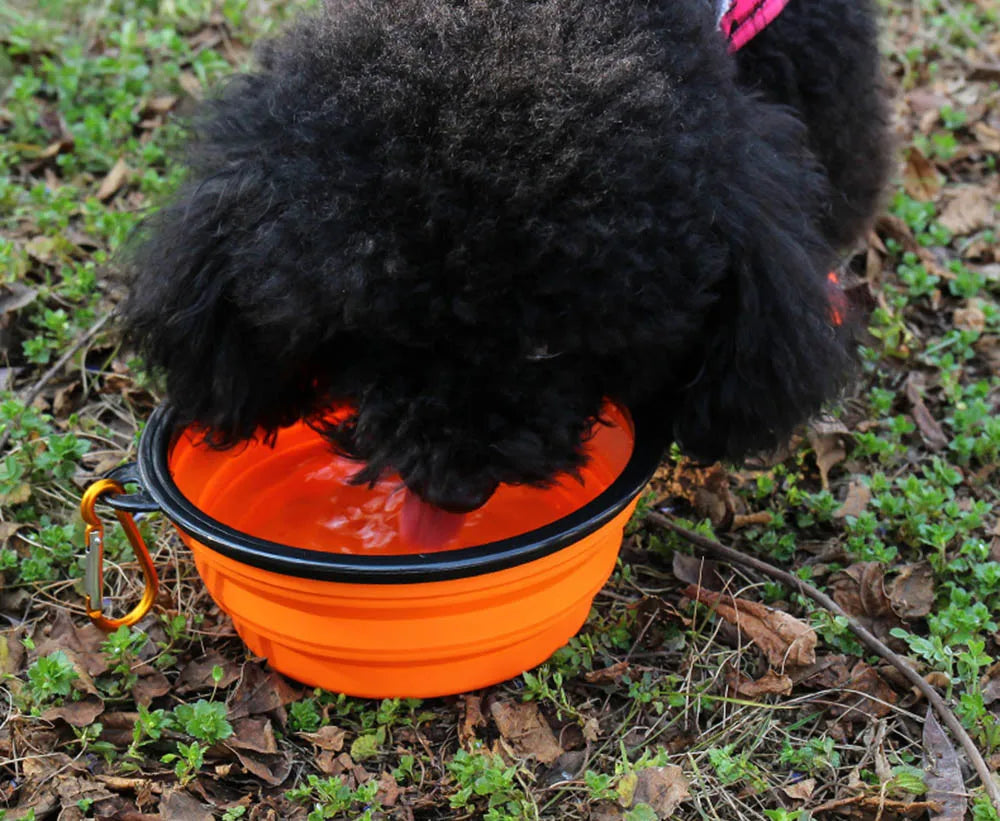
459,694,486,747
630,766,690,817
671,552,724,591
837,661,897,720
24,236,57,265
888,564,935,619
0,282,38,316
228,746,292,786
227,662,301,721
923,708,967,821
299,725,346,752
229,717,279,755
176,651,241,693
976,335,1000,377
178,71,203,98
145,95,178,115
159,787,213,821
971,121,1000,153
954,301,987,332
131,667,170,707
807,426,848,490
834,480,871,519
96,158,130,201
982,662,1000,706
584,661,631,685
42,695,105,727
937,187,996,235
782,778,816,801
830,563,893,620
726,667,793,697
0,628,26,676
902,147,943,201
490,701,564,764
376,770,400,807
905,373,949,452
685,586,817,668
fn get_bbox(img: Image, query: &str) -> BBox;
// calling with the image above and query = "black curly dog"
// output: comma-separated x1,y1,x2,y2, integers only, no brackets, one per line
123,0,891,515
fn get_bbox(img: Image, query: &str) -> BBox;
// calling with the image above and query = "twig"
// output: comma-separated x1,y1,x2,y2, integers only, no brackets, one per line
0,312,112,457
646,510,1000,814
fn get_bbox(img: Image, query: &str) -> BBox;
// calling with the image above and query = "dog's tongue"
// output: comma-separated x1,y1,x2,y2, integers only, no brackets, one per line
399,491,466,550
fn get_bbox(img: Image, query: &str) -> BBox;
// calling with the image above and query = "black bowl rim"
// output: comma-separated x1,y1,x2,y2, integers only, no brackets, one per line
120,403,667,584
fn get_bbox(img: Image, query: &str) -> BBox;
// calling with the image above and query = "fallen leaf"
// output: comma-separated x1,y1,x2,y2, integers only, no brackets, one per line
830,563,893,619
0,282,38,316
178,71,203,98
590,801,625,821
24,236,57,265
691,464,735,528
905,373,949,452
227,662,301,722
971,121,1000,153
42,695,105,727
176,651,241,693
0,628,26,676
937,187,996,235
227,746,292,786
376,770,400,807
837,661,897,720
229,717,278,755
782,778,816,801
145,95,178,115
807,425,848,490
954,301,986,332
131,668,170,707
96,158,130,201
629,766,689,817
671,553,724,591
923,708,967,821
726,667,793,697
490,701,565,764
298,725,346,752
459,694,486,747
584,662,631,685
159,787,213,821
888,564,935,619
982,662,1000,706
834,480,871,519
902,147,943,201
684,586,817,669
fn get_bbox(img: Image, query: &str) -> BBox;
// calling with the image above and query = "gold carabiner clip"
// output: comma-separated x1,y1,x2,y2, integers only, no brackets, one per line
80,478,159,630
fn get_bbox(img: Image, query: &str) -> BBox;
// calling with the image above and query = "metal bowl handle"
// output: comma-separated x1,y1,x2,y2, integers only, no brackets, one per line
80,467,160,630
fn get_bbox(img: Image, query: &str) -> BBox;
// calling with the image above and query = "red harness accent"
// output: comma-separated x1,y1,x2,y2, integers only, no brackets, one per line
719,0,791,51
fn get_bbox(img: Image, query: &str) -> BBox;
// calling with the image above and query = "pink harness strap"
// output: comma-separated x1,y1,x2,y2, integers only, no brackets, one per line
719,0,791,51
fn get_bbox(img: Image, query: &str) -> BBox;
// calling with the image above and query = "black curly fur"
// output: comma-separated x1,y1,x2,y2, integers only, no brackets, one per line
121,0,891,513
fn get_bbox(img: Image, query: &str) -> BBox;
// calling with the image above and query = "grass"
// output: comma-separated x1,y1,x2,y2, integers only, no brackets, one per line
1,0,999,818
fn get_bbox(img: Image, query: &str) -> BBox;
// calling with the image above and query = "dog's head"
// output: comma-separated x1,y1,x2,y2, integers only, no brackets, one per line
122,0,855,512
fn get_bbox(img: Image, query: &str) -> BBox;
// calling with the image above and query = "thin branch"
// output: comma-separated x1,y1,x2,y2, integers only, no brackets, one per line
646,510,1000,814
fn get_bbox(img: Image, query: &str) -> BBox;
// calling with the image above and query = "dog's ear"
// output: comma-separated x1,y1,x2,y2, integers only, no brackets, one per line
671,95,853,462
119,171,316,443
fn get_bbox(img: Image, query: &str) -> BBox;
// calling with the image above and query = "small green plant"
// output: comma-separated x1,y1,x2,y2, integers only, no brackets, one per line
25,650,78,706
447,746,534,821
172,699,233,744
285,775,381,821
161,741,206,786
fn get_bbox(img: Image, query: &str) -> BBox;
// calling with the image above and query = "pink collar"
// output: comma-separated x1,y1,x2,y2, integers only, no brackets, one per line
719,0,791,51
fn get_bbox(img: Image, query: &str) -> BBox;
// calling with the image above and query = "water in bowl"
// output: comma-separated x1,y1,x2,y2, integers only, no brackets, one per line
170,406,633,555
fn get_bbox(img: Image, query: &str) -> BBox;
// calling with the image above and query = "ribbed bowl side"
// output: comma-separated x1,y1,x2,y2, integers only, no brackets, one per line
175,498,638,698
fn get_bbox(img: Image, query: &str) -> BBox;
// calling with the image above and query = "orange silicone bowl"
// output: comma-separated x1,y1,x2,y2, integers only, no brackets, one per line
105,403,665,698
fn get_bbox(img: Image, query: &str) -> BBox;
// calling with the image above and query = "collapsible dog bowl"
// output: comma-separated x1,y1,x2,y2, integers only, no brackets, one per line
80,402,664,698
